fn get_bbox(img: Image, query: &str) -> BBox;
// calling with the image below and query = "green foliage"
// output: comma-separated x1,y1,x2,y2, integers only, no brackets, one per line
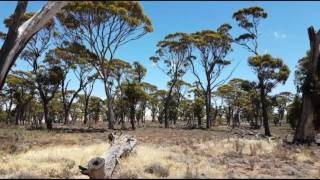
123,82,147,104
233,6,267,54
287,95,302,129
248,54,290,92
150,32,191,79
88,96,102,122
189,24,233,64
131,61,147,83
233,6,267,28
294,51,311,93
58,1,152,32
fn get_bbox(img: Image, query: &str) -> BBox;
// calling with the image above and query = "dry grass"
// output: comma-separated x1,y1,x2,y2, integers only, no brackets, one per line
0,124,319,179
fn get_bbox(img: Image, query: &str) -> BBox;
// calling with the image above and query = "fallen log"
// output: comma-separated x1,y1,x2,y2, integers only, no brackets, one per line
79,132,137,179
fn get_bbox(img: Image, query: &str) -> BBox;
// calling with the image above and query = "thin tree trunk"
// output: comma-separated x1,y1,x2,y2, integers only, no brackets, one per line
43,102,52,130
84,96,89,124
130,105,135,130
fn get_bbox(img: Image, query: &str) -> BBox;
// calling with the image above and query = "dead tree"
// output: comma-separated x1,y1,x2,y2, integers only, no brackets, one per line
294,26,320,144
79,132,137,179
0,1,67,90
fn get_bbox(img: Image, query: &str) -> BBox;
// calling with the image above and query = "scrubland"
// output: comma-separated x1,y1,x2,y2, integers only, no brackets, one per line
0,123,319,179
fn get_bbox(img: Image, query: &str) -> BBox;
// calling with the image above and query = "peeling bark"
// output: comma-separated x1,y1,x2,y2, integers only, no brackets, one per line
0,1,67,90
294,26,320,144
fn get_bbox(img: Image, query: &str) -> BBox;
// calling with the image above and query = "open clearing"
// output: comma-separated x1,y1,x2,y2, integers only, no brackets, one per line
0,123,319,179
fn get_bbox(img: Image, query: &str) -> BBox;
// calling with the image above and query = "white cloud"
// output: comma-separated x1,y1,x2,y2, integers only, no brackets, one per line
274,31,287,39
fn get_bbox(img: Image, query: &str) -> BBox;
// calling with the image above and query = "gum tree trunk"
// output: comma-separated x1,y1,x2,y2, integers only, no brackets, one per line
0,1,67,90
294,26,320,144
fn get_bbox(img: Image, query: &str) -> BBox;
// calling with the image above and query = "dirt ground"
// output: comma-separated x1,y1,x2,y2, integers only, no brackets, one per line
0,122,319,179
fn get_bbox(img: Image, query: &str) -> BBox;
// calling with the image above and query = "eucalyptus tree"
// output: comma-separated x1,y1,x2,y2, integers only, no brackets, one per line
81,76,97,125
247,55,290,136
217,78,248,128
189,82,205,127
0,1,67,90
57,1,153,129
274,92,293,126
150,32,192,128
169,80,191,124
188,24,233,128
154,90,167,124
109,59,131,128
233,7,290,136
47,42,97,124
6,71,34,125
0,82,15,124
18,15,63,130
294,30,320,143
123,81,147,130
88,96,103,125
287,94,302,129
130,61,147,126
240,80,261,129
139,82,157,124
232,6,267,56
193,96,205,128
48,92,64,124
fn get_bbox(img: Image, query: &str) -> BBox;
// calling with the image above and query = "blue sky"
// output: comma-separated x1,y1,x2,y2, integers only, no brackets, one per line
1,1,320,99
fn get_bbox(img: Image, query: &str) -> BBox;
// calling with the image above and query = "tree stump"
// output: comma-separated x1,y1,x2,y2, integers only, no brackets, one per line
79,132,137,179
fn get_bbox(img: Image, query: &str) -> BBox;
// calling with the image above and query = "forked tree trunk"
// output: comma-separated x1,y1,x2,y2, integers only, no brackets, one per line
79,132,137,179
294,26,320,144
0,1,68,90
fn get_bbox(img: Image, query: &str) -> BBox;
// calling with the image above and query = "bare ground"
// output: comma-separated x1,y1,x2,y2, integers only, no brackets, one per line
0,122,319,179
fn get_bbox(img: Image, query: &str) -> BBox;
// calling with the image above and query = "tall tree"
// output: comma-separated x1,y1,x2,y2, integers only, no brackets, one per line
294,27,320,144
6,71,34,125
188,24,233,128
123,81,147,130
248,54,290,136
233,7,290,136
0,1,67,90
48,42,97,124
109,59,131,129
150,32,192,128
232,6,267,56
57,1,153,129
18,14,62,130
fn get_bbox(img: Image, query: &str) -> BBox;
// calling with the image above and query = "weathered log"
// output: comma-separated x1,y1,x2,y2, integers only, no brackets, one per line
79,132,137,179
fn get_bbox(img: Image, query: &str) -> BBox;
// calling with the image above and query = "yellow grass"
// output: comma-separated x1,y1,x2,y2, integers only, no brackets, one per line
0,143,108,178
0,126,319,179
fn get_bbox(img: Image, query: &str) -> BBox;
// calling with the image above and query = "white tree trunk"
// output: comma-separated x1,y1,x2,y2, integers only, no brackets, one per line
0,1,68,89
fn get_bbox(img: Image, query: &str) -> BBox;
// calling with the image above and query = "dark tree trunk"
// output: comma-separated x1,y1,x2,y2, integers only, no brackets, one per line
197,113,202,128
259,82,271,137
0,1,28,90
84,100,89,124
163,84,175,128
205,90,212,129
130,105,135,130
43,102,52,130
0,2,67,90
294,26,320,144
